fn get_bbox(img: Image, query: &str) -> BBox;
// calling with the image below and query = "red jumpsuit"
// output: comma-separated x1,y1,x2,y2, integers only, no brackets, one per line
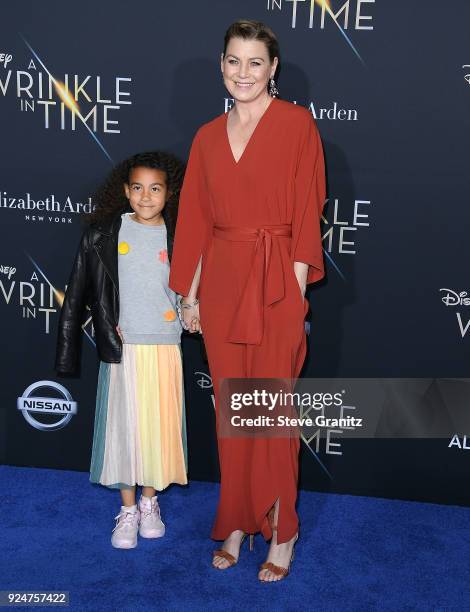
169,98,325,544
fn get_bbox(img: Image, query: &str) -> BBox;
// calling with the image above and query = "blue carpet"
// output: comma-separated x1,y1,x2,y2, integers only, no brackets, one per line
1,466,469,611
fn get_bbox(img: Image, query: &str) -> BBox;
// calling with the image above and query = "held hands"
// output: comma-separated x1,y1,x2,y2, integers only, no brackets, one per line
177,297,202,334
116,299,202,341
185,302,202,334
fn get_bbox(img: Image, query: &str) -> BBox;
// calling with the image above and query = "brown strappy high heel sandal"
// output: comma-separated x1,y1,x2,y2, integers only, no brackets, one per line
258,507,298,582
212,532,255,569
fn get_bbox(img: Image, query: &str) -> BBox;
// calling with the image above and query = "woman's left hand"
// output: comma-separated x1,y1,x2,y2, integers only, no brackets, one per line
293,262,308,300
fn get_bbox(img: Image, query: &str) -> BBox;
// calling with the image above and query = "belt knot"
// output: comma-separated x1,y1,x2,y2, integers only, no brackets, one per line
213,224,291,344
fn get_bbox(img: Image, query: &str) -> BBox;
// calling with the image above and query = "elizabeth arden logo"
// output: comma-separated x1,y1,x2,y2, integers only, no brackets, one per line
224,98,358,121
0,190,95,224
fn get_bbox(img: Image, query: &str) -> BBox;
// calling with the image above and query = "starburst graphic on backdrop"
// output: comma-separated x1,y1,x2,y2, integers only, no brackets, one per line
20,34,114,163
314,0,365,65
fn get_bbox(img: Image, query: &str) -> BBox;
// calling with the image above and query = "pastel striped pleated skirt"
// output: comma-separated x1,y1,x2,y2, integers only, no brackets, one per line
90,343,188,491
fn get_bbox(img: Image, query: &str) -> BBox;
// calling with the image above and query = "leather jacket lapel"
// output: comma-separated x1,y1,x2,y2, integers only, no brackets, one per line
94,214,122,292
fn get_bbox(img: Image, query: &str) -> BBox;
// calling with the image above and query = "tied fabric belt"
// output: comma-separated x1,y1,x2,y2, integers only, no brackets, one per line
213,224,292,345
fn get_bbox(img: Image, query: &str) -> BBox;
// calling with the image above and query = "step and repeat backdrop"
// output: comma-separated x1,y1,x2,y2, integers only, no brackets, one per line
1,1,469,506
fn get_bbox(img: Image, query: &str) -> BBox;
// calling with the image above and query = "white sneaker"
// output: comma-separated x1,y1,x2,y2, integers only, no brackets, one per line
138,495,165,539
111,506,140,549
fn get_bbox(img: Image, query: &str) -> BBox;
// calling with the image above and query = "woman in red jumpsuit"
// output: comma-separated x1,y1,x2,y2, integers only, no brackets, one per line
169,20,325,582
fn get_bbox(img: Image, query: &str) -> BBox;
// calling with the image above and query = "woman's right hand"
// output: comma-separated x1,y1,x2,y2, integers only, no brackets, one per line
181,300,202,334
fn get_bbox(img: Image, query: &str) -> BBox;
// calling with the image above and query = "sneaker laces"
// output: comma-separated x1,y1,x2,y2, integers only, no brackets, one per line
140,499,160,521
112,510,137,532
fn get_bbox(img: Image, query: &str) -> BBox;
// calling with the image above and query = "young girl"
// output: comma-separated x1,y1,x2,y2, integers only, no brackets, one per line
55,151,187,549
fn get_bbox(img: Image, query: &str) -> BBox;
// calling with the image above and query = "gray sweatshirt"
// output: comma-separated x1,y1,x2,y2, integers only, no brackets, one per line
117,213,182,344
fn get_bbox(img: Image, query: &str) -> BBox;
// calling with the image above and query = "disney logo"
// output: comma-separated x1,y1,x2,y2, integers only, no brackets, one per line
0,265,16,280
440,288,470,306
194,371,213,389
0,53,12,69
462,65,470,85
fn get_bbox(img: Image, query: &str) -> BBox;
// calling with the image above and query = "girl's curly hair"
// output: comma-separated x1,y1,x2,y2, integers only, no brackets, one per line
87,151,186,238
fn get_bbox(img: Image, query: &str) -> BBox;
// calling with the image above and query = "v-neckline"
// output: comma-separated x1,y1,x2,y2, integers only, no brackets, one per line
225,98,276,165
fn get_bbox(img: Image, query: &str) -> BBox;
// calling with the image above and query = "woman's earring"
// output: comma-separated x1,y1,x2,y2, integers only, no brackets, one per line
269,77,279,98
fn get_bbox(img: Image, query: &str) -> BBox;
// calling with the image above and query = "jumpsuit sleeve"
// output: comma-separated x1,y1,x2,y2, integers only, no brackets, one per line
291,112,326,285
169,128,212,296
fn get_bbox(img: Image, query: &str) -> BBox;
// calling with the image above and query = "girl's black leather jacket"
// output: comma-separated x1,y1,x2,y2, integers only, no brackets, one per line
55,213,174,374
